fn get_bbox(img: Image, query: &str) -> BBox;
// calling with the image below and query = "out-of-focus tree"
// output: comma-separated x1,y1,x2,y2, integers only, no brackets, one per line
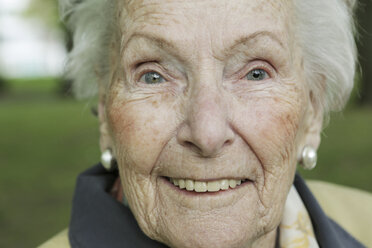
0,76,8,95
24,0,73,97
25,0,72,51
25,0,60,30
0,29,7,95
357,0,372,106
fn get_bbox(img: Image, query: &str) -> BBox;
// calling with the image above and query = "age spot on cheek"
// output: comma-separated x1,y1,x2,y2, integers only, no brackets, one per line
151,100,160,108
152,129,160,136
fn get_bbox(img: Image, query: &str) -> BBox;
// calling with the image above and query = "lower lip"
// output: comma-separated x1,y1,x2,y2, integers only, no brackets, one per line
160,177,252,196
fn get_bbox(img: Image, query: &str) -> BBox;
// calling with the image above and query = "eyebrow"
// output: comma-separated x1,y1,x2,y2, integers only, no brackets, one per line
228,31,285,51
123,30,285,59
123,32,179,54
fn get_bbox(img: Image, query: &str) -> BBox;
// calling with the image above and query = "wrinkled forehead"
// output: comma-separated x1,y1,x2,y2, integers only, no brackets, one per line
119,0,295,54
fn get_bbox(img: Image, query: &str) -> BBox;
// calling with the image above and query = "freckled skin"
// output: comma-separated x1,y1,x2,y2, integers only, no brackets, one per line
101,0,323,247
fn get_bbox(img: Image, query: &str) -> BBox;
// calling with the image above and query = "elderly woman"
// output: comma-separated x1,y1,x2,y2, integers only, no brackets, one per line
40,0,372,247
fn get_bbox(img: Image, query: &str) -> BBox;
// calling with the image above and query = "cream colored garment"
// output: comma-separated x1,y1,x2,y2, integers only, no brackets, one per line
280,186,319,248
308,181,372,247
38,229,69,248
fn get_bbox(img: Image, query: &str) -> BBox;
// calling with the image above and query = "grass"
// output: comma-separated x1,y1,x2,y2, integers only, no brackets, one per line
299,108,372,190
0,78,100,248
0,78,371,247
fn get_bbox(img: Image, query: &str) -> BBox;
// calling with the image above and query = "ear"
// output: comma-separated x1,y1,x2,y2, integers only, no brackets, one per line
98,88,114,153
299,90,324,157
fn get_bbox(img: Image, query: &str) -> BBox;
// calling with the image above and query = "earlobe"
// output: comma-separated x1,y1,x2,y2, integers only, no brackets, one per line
98,90,114,153
299,90,324,160
305,98,323,150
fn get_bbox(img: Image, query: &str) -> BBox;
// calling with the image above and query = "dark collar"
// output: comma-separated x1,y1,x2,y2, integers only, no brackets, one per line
294,175,365,248
69,164,365,248
68,165,167,248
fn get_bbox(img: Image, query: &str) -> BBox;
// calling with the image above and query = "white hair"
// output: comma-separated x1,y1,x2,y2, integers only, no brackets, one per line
59,0,357,114
59,0,117,99
294,0,357,113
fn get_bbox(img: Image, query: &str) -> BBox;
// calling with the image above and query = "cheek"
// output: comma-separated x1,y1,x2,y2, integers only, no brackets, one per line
233,84,305,201
108,96,176,175
235,85,304,167
261,101,301,162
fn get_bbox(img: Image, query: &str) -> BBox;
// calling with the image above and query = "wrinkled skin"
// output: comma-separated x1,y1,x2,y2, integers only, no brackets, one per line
99,0,323,247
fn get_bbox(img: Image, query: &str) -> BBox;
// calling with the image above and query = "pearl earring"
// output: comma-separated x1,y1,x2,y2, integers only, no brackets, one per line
101,149,116,171
300,145,317,170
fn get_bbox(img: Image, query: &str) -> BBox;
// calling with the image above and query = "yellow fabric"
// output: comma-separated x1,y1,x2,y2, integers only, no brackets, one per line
38,229,70,248
307,180,372,247
280,186,319,248
38,181,372,248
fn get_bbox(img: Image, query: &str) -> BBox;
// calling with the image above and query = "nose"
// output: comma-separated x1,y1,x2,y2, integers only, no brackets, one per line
177,84,235,157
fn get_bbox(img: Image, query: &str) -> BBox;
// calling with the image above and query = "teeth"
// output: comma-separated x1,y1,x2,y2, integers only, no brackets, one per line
207,181,220,192
229,179,237,188
185,179,194,191
194,181,207,192
169,178,246,192
220,180,229,190
179,179,186,189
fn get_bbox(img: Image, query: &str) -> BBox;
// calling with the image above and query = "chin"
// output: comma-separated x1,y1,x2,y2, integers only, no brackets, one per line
142,176,279,248
155,211,270,248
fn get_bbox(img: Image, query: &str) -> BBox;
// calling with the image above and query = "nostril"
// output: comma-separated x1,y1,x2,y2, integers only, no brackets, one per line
177,117,235,157
181,137,234,157
183,141,195,148
224,139,233,146
181,140,206,155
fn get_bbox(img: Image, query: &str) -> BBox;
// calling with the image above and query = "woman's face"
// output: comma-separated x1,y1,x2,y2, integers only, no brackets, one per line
103,0,319,247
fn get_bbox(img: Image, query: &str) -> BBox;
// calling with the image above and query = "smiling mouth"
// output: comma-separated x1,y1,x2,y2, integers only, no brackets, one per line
165,177,251,193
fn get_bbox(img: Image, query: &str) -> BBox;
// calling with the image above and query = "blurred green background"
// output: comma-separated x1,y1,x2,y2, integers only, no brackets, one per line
1,0,372,247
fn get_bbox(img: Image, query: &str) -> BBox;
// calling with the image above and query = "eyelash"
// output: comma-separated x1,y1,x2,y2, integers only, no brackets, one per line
240,61,275,81
134,63,169,85
133,60,275,85
139,71,166,84
246,69,269,81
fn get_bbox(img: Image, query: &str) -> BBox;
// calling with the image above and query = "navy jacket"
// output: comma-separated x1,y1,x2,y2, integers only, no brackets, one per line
69,164,365,248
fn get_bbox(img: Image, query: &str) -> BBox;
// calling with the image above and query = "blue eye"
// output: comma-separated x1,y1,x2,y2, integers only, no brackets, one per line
246,69,269,81
140,71,165,84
